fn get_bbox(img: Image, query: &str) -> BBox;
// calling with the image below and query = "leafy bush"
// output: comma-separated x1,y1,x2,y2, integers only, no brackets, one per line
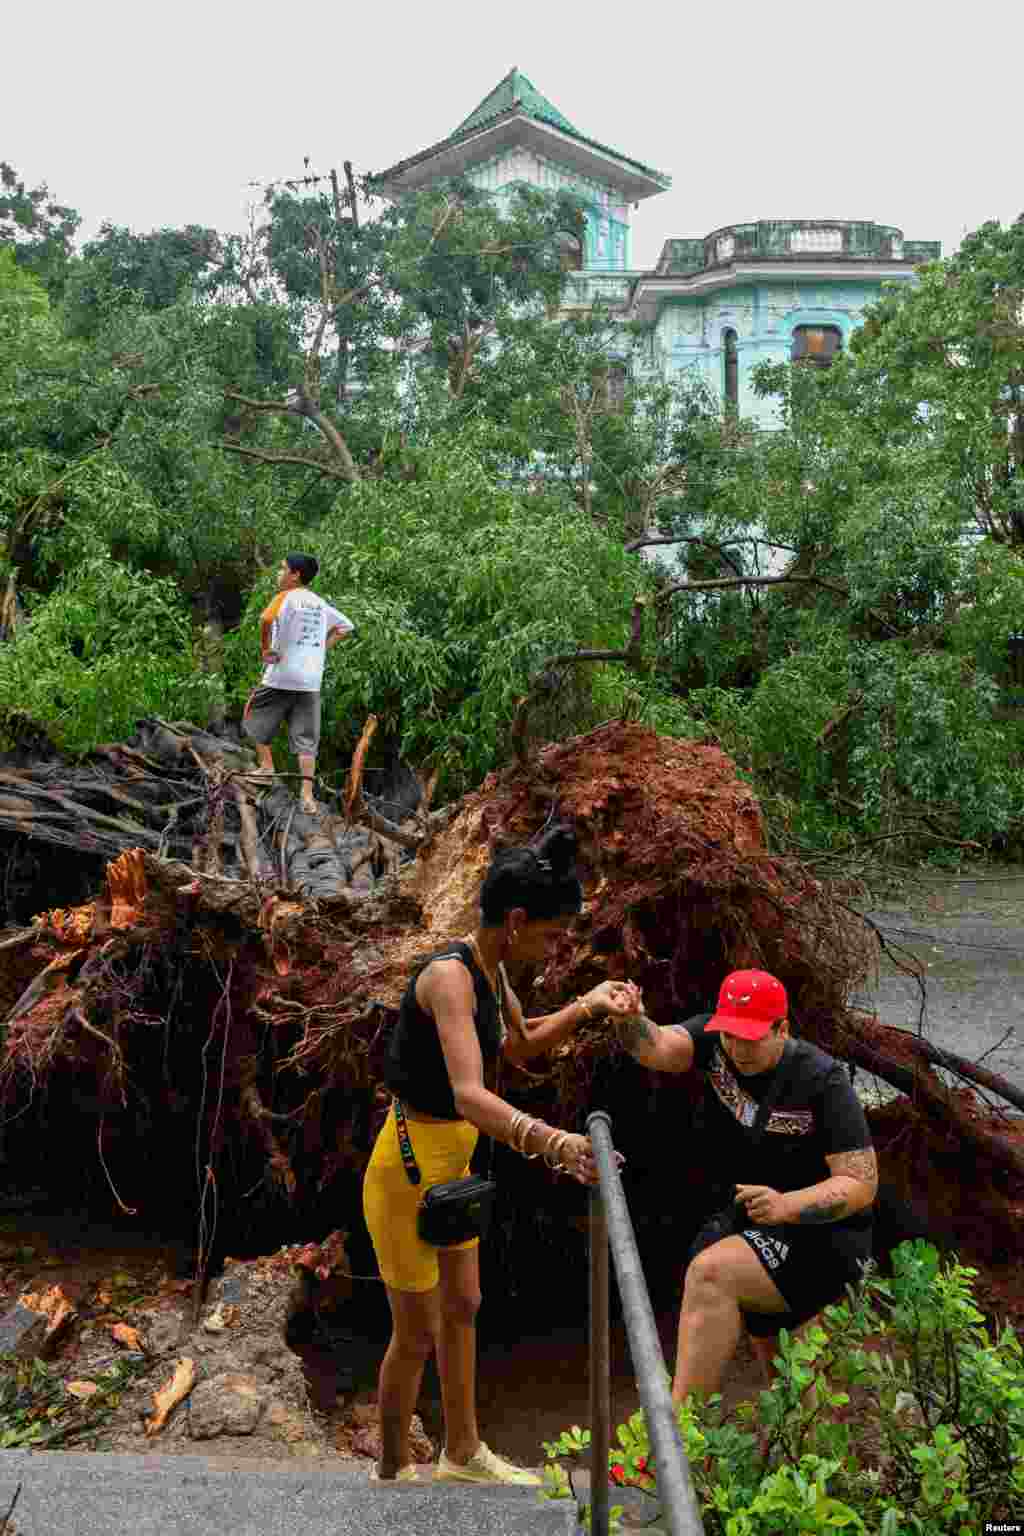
223,430,660,795
543,1241,1024,1534
693,633,1024,851
0,556,214,752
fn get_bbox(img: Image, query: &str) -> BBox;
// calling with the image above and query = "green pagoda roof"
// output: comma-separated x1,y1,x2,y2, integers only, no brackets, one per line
373,67,670,198
455,67,577,137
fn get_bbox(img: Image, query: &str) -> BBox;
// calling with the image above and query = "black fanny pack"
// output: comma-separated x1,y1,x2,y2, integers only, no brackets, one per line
393,1098,498,1246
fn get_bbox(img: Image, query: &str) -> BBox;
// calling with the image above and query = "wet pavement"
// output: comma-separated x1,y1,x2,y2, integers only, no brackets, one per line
852,868,1024,1096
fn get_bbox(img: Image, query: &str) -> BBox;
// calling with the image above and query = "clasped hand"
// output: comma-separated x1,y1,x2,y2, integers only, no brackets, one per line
560,1132,625,1187
581,979,643,1019
735,1184,791,1225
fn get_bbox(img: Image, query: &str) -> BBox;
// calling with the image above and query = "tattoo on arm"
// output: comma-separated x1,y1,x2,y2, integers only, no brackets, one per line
828,1147,878,1185
617,1014,655,1057
798,1198,849,1225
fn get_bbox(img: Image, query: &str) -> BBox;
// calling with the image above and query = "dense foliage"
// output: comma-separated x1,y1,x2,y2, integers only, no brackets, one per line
649,219,1024,852
544,1241,1024,1533
1,154,1023,846
221,426,662,791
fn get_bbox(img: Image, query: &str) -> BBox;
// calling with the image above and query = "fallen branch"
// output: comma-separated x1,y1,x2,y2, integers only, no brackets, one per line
875,1024,1024,1116
624,533,800,554
838,1027,1024,1181
223,387,360,483
657,572,849,600
511,599,647,761
0,1481,22,1534
654,572,902,636
344,714,378,819
359,805,422,852
217,442,349,478
144,1358,196,1437
233,782,263,881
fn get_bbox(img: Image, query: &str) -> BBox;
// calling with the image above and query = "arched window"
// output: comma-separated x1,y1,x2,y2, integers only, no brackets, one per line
560,233,584,272
792,325,842,368
722,328,738,407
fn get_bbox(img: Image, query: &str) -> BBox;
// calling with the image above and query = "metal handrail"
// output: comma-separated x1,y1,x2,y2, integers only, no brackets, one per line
586,1111,704,1536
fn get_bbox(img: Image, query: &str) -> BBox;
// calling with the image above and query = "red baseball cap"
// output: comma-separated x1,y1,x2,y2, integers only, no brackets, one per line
706,969,788,1041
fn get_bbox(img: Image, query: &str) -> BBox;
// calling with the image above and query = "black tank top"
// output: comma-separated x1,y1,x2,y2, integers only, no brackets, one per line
384,941,503,1119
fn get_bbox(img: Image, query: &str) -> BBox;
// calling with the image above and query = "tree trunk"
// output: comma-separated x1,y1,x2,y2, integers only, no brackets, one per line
195,592,227,734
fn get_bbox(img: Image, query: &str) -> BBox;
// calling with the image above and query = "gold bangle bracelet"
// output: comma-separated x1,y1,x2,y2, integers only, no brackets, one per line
544,1129,568,1169
509,1110,528,1151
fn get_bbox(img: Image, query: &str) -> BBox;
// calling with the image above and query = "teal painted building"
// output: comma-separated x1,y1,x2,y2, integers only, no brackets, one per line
376,70,941,426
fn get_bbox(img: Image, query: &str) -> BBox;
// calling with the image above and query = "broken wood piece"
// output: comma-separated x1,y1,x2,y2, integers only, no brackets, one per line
359,804,421,852
232,782,264,881
4,951,83,1027
144,1357,196,1436
106,847,149,928
344,714,378,819
17,1284,77,1357
0,1480,22,1535
202,1302,240,1333
111,1322,143,1350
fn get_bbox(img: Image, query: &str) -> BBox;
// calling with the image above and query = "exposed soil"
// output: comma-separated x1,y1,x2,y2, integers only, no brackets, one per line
0,722,1021,1479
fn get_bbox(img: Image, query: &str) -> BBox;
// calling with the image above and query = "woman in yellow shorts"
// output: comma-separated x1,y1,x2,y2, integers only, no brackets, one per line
363,824,639,1484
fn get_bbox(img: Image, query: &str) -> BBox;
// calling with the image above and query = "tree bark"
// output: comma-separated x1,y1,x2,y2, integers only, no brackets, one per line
222,389,360,484
199,602,227,734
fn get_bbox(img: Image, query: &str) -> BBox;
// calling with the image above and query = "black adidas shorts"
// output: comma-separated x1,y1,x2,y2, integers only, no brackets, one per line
689,1208,872,1338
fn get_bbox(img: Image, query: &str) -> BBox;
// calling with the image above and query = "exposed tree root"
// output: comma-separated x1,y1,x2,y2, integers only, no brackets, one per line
0,720,1019,1301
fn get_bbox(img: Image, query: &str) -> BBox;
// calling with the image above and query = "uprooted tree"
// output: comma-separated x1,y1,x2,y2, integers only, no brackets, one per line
0,719,1020,1320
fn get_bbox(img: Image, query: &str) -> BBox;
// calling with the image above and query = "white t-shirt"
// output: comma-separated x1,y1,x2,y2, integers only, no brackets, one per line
260,588,354,693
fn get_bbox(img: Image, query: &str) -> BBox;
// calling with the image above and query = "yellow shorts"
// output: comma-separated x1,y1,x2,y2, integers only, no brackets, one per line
362,1105,480,1293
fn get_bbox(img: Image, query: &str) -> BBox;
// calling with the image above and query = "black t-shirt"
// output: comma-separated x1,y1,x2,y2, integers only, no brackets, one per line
384,941,503,1120
685,1012,873,1234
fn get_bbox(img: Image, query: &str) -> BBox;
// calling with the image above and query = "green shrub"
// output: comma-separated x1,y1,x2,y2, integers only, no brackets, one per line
0,556,214,753
543,1241,1023,1534
693,634,1024,851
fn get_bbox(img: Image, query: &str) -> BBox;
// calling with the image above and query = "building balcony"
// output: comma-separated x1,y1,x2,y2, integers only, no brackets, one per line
560,270,637,309
656,221,941,277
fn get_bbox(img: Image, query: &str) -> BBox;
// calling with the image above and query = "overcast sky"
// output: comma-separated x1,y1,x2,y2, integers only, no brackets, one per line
5,0,1021,269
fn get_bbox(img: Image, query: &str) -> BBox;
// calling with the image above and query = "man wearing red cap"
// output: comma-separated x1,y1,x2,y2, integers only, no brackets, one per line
616,968,878,1404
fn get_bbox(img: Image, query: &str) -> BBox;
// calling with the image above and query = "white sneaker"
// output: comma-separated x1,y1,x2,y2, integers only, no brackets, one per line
435,1442,541,1487
370,1463,421,1482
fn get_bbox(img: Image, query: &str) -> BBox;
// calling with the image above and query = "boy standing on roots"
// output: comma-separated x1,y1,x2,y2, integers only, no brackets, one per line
242,553,355,813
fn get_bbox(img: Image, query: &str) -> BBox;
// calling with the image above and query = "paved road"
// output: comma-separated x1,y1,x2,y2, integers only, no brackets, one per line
852,871,1024,1097
0,1450,576,1536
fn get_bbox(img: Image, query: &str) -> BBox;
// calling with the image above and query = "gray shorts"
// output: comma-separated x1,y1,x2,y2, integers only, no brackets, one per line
242,686,321,755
